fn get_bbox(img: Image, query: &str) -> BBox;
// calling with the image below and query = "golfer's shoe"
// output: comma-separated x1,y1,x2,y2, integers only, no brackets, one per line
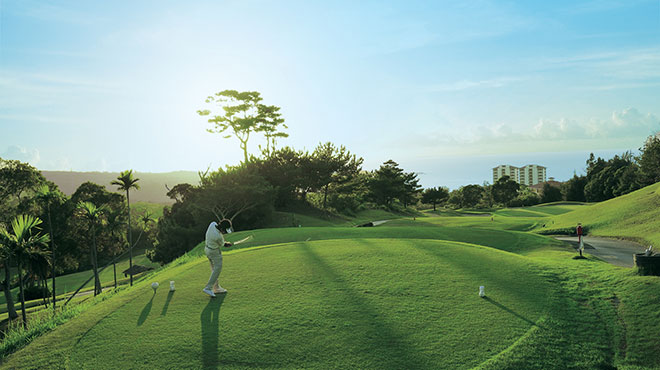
202,288,216,298
213,286,227,294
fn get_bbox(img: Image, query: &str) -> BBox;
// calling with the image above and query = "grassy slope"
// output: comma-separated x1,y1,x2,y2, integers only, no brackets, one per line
132,202,166,219
4,200,660,369
0,249,159,315
534,182,660,247
0,239,617,369
0,208,410,315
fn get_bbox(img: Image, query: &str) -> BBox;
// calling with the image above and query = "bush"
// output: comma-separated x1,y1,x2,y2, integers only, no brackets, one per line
21,285,51,301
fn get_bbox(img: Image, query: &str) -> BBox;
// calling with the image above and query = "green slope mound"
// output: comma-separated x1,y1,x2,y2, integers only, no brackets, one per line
535,182,660,246
4,239,554,369
195,225,565,256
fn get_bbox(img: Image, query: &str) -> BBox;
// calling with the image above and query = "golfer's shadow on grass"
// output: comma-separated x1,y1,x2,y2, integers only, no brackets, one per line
201,294,226,369
483,296,544,328
137,293,155,326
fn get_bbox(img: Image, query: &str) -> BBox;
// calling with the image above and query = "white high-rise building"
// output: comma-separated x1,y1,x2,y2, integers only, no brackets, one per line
519,164,547,186
492,164,547,186
492,165,520,184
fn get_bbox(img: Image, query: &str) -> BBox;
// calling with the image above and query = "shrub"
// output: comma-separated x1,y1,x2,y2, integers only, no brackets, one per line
21,285,51,301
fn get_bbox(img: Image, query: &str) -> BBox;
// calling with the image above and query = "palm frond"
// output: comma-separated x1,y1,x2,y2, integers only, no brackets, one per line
111,169,140,191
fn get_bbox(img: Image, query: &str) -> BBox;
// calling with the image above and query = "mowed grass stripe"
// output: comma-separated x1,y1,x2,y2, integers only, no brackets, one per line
57,239,553,369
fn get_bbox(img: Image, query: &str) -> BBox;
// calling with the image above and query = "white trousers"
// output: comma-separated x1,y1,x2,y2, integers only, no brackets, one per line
205,247,223,291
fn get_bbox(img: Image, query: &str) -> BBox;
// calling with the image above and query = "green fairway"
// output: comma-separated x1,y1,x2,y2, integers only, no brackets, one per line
3,197,660,369
1,239,554,369
534,182,660,247
215,224,565,256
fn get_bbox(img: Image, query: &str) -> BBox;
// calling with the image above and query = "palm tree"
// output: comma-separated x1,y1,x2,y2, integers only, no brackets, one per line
104,208,125,289
35,184,63,310
77,202,107,296
111,170,140,286
25,249,51,307
0,215,50,329
0,224,19,321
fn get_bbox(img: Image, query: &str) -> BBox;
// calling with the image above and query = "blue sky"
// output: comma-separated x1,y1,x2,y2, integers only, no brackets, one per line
1,0,659,188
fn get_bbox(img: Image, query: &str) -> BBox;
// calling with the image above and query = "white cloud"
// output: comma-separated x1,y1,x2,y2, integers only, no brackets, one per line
2,145,40,164
396,108,660,158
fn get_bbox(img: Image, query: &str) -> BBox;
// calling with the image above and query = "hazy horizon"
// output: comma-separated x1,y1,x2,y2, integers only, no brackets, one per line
2,0,659,189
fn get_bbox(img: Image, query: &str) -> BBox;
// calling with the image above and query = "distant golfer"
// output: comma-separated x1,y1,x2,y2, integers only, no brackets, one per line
577,223,584,257
576,223,583,243
203,220,232,298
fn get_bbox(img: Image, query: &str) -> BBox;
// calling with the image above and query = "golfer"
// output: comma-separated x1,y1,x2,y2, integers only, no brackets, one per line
576,223,583,243
202,220,232,298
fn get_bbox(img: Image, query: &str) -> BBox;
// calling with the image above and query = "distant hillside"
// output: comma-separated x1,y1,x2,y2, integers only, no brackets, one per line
42,171,200,204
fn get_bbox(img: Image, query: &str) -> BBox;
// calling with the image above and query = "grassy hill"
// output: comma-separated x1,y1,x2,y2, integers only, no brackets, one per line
2,202,660,369
533,182,660,247
42,170,199,204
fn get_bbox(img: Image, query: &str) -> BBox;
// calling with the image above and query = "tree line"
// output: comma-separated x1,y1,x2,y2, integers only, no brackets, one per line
419,134,660,210
152,146,422,264
0,160,152,327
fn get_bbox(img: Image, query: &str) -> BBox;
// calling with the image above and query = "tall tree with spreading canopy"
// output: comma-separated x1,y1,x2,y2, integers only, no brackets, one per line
401,171,422,208
421,187,449,211
368,160,406,207
492,176,519,206
198,90,286,163
639,133,660,186
460,184,485,208
308,143,363,209
111,170,140,286
256,104,288,157
0,215,50,328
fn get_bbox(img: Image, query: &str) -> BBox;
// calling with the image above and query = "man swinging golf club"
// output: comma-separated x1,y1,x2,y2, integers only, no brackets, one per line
202,219,233,298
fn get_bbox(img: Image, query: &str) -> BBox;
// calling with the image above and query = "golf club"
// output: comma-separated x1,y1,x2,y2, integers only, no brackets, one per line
232,235,254,245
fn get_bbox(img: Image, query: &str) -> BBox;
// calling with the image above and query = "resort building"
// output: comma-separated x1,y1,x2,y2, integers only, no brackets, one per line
492,165,520,183
492,164,547,186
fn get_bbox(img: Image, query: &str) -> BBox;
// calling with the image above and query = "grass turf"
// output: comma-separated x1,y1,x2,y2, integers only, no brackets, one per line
2,239,558,369
3,196,660,369
533,182,660,247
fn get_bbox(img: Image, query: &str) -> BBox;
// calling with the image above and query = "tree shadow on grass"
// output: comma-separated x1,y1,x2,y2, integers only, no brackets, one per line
161,291,174,316
299,245,427,369
201,294,226,370
137,293,155,326
412,243,545,311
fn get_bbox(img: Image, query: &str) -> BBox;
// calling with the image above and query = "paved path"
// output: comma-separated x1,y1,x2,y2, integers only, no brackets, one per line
553,236,647,267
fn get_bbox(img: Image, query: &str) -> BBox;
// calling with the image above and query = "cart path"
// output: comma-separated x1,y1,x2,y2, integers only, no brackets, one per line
553,236,647,267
